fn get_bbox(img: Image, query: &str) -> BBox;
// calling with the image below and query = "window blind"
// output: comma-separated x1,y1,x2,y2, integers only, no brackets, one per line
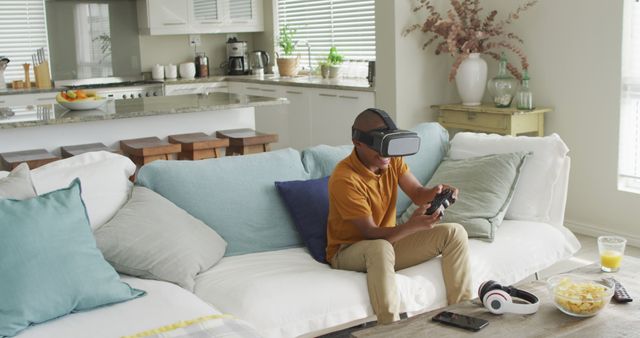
0,0,49,83
276,0,375,71
619,0,640,193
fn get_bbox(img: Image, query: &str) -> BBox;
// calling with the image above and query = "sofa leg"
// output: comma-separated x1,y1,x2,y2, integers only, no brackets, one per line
534,272,540,280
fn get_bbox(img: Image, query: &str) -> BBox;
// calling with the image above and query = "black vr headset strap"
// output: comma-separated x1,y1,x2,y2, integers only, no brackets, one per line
365,108,397,130
351,108,396,145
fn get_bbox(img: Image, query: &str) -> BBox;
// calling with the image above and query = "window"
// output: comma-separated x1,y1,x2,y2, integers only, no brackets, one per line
276,0,375,75
619,0,640,193
74,3,112,78
0,0,49,83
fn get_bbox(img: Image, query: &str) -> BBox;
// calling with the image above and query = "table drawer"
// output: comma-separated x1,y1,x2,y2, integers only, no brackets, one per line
439,110,509,130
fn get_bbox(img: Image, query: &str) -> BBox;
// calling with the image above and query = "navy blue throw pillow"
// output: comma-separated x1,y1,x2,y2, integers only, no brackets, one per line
275,176,330,263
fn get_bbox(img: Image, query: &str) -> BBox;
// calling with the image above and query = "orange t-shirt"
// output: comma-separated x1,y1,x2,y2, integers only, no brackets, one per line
325,149,409,262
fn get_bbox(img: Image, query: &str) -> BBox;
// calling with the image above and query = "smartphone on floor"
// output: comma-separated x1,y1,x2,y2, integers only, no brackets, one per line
432,311,489,332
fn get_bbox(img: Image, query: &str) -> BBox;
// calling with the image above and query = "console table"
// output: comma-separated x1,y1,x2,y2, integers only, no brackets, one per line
352,257,639,338
432,104,551,136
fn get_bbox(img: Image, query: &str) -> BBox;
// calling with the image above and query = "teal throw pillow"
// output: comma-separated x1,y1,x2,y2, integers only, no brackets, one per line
0,179,145,337
399,152,529,241
136,148,309,256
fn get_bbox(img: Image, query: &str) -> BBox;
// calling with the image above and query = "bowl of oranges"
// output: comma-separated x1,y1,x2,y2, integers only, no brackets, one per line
56,89,107,110
547,274,613,317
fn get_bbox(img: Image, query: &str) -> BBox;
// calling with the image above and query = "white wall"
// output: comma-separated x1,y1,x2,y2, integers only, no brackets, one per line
378,0,640,245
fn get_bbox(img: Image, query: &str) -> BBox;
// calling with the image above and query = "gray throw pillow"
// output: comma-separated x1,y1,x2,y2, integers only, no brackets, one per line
0,163,36,199
94,186,227,291
399,152,529,241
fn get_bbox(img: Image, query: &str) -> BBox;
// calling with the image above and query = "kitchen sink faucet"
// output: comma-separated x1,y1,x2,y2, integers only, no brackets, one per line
294,40,312,79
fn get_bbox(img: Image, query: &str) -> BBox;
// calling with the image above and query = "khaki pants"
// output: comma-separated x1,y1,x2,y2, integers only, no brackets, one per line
330,223,472,324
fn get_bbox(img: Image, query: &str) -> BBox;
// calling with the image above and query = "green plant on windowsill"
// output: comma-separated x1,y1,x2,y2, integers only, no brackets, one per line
320,46,344,79
277,25,299,76
278,25,296,56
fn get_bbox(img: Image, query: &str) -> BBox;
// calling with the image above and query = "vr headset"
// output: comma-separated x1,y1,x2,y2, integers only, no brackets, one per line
351,108,421,157
478,280,540,315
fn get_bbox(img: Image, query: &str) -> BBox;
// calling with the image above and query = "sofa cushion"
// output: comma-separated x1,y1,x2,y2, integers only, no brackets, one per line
398,220,581,309
397,122,450,215
15,277,227,338
194,248,427,338
448,133,569,222
0,163,36,199
275,176,330,263
399,152,529,240
136,148,309,256
0,179,144,337
193,220,579,338
301,122,449,217
30,151,136,229
302,144,353,179
94,186,227,292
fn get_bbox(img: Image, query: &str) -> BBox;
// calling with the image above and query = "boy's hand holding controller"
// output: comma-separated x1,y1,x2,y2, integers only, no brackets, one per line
425,185,457,217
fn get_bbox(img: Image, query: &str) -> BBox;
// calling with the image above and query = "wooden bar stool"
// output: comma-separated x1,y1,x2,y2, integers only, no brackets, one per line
61,143,120,158
120,137,181,167
0,149,59,170
168,132,229,160
215,129,278,156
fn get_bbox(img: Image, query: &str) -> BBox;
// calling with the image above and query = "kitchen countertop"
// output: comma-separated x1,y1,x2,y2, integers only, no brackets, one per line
0,87,63,96
0,92,287,129
0,74,374,96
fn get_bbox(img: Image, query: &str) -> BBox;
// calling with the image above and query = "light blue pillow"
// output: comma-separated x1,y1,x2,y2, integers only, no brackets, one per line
0,179,144,338
398,152,529,240
301,144,353,179
300,123,450,216
136,148,309,256
396,122,450,216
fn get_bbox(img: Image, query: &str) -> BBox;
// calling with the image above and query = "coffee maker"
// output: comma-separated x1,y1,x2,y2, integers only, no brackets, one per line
226,37,248,75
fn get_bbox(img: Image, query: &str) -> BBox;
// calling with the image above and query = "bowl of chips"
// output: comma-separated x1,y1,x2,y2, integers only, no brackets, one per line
547,274,613,317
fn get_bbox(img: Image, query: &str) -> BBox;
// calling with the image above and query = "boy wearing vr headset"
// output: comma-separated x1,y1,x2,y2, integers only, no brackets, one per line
326,108,472,324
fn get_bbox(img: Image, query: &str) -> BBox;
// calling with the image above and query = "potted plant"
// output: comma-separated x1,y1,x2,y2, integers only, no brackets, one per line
277,25,299,77
403,0,536,105
326,46,344,79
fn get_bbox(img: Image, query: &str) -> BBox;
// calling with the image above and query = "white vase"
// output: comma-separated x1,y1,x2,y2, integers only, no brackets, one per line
455,53,487,106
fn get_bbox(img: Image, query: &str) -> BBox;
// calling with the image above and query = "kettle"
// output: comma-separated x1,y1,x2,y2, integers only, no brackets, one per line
0,56,9,90
250,51,270,73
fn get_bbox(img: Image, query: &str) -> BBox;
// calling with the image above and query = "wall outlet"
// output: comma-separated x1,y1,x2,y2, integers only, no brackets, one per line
189,35,201,47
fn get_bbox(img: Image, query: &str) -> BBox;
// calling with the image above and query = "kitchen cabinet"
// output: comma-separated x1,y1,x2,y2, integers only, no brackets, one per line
0,92,58,107
309,89,375,146
138,0,263,35
164,82,229,96
227,82,374,150
137,0,190,35
228,82,290,150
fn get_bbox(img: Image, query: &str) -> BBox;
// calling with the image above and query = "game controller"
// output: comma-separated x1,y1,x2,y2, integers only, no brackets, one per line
425,188,456,216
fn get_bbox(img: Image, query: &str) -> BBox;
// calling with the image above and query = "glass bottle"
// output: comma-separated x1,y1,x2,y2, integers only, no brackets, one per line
487,53,518,107
516,70,534,110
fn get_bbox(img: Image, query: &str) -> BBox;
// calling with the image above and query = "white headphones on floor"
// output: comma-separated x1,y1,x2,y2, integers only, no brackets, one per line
478,280,540,315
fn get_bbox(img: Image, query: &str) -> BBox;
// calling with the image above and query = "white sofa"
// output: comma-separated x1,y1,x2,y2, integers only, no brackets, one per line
3,123,581,338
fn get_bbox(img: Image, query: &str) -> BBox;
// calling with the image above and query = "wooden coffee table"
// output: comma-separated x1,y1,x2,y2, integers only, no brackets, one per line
352,257,639,338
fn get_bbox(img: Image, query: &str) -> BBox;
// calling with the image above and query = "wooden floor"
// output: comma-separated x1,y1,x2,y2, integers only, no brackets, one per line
319,233,640,338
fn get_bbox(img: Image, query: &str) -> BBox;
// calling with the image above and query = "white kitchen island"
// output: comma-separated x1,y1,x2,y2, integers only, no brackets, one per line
0,92,288,154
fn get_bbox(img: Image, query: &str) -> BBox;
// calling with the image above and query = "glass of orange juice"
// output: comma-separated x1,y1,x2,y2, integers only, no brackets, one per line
598,236,627,272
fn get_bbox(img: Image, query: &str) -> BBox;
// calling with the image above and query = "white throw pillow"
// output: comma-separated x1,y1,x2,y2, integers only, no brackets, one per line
95,186,227,291
0,163,36,200
448,132,569,222
30,151,136,229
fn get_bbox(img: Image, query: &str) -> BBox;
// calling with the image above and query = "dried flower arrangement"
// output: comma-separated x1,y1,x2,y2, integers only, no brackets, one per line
403,0,536,81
